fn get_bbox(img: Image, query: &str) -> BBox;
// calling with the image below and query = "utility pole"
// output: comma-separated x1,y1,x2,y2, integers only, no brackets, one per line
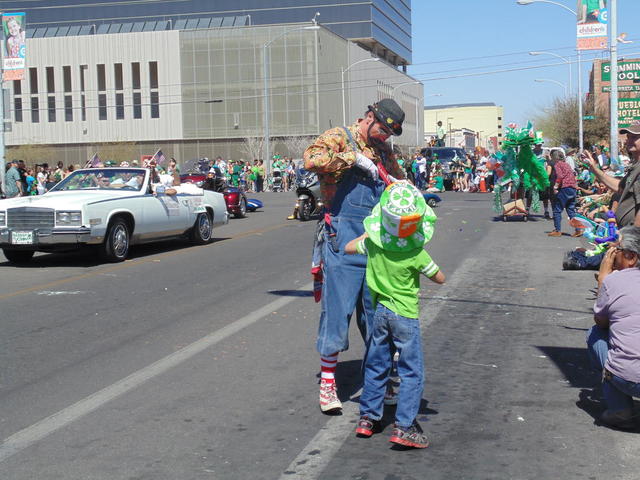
0,11,5,197
609,0,619,162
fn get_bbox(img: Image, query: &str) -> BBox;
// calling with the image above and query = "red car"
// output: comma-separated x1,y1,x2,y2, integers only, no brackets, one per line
181,169,248,218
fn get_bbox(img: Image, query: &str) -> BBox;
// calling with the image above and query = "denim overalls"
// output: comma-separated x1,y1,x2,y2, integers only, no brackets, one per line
316,150,386,356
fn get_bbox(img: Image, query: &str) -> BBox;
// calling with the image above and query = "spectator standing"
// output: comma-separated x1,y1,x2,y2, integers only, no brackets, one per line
587,226,640,429
17,160,28,195
435,121,446,147
25,168,36,195
53,161,64,184
36,165,47,195
548,149,578,237
5,160,23,198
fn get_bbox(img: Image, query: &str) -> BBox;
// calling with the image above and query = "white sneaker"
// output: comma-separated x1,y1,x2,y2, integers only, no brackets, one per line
319,379,342,412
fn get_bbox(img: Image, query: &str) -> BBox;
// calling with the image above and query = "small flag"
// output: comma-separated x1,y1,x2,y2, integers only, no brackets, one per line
152,149,166,165
85,153,101,168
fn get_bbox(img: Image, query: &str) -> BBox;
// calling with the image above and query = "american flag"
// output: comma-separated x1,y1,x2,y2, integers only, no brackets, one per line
152,149,166,165
85,153,101,168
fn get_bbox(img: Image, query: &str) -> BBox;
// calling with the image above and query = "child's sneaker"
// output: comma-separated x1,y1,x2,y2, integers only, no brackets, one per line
355,416,380,437
319,379,342,413
389,421,429,448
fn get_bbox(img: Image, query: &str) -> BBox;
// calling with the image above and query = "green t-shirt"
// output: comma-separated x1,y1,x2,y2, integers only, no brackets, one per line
356,238,439,319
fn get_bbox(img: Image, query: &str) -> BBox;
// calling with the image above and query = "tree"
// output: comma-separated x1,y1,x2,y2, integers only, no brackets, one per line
281,135,315,160
534,96,610,149
241,137,264,162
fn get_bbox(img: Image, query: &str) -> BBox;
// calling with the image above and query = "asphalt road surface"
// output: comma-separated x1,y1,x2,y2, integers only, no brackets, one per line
0,191,638,480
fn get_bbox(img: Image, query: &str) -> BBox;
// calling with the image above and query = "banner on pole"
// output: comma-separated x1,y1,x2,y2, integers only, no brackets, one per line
2,12,26,81
576,0,608,51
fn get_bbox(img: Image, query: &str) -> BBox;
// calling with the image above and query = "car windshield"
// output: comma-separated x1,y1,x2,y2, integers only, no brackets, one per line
49,168,147,192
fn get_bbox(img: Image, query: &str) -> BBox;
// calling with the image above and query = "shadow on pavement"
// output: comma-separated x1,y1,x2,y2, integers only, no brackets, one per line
425,295,591,315
267,289,313,297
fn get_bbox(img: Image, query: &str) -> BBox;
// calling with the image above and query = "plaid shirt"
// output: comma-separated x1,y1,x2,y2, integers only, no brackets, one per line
303,122,405,210
553,161,577,189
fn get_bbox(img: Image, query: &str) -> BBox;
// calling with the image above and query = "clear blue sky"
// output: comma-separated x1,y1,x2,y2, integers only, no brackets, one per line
409,0,639,126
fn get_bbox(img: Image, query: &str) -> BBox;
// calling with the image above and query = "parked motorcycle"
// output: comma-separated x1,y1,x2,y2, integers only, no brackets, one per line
294,168,322,221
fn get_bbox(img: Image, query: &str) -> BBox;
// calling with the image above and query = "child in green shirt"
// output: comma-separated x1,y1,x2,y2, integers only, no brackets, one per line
345,182,445,449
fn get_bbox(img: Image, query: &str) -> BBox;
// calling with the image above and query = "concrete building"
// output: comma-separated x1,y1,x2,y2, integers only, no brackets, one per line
5,20,422,165
424,102,504,151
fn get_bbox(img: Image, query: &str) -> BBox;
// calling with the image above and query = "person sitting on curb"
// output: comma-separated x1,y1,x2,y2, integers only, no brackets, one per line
345,182,445,448
586,226,640,429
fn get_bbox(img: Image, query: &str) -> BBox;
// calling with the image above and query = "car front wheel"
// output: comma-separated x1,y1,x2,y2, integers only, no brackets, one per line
3,249,35,264
101,218,130,262
191,212,213,244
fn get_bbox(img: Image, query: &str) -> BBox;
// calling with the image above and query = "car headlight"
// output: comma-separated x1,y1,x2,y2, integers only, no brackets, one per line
56,210,82,226
0,211,5,226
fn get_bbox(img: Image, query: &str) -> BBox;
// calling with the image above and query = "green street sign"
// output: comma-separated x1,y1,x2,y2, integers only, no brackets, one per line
602,61,640,82
602,85,640,93
618,98,640,128
583,115,595,120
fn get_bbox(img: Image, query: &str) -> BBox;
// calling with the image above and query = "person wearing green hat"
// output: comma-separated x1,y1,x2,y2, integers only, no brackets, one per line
304,98,407,414
345,182,445,448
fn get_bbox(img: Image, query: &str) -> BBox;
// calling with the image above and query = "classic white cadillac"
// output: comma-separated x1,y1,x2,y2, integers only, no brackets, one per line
0,168,228,264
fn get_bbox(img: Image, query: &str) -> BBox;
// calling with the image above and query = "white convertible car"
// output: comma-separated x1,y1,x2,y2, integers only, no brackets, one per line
0,167,228,264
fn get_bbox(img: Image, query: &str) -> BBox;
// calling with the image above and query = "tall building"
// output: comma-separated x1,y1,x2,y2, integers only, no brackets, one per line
5,1,421,164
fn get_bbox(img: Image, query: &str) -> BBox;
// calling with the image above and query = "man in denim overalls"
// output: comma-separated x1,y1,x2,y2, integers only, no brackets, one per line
304,99,406,413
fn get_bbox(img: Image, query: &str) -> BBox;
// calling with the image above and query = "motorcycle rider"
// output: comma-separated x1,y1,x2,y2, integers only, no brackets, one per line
303,98,406,413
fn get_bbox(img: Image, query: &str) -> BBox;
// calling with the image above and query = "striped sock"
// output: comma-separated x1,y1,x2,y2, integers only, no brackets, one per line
320,354,338,383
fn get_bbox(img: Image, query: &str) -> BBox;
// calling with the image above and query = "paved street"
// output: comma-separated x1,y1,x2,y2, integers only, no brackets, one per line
0,192,638,480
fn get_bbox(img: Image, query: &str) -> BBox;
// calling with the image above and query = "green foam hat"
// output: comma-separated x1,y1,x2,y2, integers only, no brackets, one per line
363,182,437,252
533,131,544,145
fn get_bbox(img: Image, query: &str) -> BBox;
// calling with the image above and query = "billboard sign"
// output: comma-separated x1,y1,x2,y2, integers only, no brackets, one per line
576,0,608,51
601,61,640,82
618,98,640,128
2,12,26,81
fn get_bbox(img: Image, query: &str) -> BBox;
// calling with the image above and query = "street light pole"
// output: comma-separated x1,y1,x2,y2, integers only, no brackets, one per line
609,0,619,162
517,0,583,151
263,24,319,178
529,51,572,94
534,78,568,97
341,57,380,126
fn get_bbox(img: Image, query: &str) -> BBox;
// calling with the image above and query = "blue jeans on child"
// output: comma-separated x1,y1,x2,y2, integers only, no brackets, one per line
316,169,385,356
359,304,424,428
586,325,640,412
552,187,576,232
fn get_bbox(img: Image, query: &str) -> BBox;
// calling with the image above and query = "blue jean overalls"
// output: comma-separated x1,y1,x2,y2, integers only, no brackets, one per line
316,129,386,356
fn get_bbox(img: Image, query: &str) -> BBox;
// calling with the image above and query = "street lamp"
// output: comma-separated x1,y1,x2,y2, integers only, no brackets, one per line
390,81,422,148
263,24,320,176
517,0,584,152
529,51,572,94
341,57,380,126
534,78,568,97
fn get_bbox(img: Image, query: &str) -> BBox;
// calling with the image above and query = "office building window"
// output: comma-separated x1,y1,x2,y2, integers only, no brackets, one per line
48,96,56,122
46,66,55,93
133,92,142,119
80,65,87,121
14,98,22,123
150,91,159,118
149,61,158,89
131,62,140,90
29,68,38,94
97,64,106,91
63,66,72,93
99,94,107,120
13,80,21,95
64,96,73,122
114,63,123,91
115,93,124,119
31,97,39,123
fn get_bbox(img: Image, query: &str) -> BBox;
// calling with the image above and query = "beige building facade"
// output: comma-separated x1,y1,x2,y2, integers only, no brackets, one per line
424,102,504,151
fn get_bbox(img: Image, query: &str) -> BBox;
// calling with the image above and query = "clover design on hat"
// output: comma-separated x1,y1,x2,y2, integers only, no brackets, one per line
364,182,437,252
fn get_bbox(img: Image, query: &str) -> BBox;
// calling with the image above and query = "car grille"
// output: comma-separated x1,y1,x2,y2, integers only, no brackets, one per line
7,207,55,229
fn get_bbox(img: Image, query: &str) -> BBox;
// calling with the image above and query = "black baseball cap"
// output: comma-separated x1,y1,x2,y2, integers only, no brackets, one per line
368,98,405,136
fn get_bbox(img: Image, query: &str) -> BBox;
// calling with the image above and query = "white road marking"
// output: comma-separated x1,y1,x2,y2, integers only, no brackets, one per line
36,291,84,296
279,256,482,479
0,282,313,464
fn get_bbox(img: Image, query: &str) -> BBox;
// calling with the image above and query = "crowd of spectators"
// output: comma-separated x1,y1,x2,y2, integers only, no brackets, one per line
2,160,76,198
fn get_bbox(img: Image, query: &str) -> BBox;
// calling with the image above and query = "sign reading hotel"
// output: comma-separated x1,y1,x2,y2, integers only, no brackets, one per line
576,0,608,51
2,12,26,81
618,99,640,128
